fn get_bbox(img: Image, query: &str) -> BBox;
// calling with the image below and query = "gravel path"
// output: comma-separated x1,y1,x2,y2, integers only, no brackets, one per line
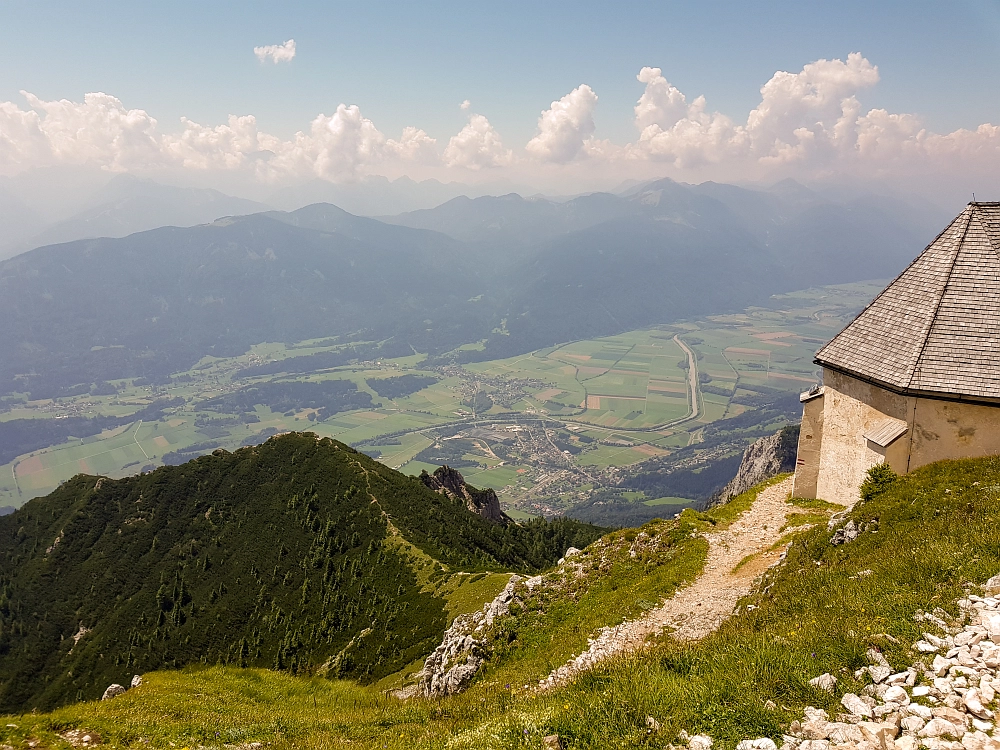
539,476,798,689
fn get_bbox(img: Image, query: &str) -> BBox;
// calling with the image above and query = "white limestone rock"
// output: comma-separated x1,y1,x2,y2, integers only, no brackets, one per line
828,724,864,744
908,705,934,720
885,686,911,705
963,688,993,720
859,721,900,750
810,673,838,693
919,719,964,739
984,575,1000,596
101,684,125,700
871,666,894,684
934,657,956,677
901,716,927,733
844,693,876,719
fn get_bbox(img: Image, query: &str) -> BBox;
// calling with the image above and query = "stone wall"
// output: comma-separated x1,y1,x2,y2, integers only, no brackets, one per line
810,369,910,506
791,391,825,499
794,368,1000,506
909,396,1000,472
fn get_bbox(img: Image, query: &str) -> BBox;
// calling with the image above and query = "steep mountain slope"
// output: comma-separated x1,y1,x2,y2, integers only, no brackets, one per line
380,192,638,244
263,201,467,257
11,457,1000,750
0,188,46,259
267,175,534,216
495,212,776,353
0,432,604,711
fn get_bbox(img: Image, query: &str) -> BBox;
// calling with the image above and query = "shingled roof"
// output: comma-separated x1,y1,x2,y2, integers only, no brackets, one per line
815,202,1000,403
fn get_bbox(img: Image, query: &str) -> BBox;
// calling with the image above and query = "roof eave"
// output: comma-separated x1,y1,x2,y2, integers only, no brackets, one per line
814,359,1000,407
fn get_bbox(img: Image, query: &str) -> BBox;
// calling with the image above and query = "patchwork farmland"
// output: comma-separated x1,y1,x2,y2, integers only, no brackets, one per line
0,281,882,518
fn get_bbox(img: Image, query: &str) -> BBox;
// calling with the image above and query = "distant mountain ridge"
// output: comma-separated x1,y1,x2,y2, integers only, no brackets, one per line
0,177,945,396
0,175,270,260
0,432,605,711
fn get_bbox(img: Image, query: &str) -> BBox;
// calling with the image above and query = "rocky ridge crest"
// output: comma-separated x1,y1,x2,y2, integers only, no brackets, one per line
419,465,511,525
711,425,799,507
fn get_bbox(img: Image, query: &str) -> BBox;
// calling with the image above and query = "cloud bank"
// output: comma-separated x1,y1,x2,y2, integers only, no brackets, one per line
1,52,999,196
254,39,296,64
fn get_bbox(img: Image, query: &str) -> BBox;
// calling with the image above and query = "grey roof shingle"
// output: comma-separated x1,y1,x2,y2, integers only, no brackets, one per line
815,203,1000,401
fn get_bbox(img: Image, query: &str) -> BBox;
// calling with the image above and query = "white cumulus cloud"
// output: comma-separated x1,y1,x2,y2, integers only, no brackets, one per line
164,115,262,170
628,53,924,173
460,99,471,111
263,104,387,180
4,53,1000,195
254,39,296,64
385,126,439,164
634,67,689,131
747,52,879,163
525,84,598,163
0,91,165,173
443,113,512,170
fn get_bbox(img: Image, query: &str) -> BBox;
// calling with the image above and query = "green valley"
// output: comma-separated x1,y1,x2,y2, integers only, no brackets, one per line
0,281,881,520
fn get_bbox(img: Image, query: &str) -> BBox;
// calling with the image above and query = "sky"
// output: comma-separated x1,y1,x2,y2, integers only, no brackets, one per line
2,0,1000,200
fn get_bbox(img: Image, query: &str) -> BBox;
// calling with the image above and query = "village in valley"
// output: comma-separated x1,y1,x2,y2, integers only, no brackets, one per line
0,281,880,521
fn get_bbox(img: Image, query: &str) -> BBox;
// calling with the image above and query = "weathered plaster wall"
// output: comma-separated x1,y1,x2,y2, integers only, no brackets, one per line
795,368,1000,506
810,369,910,506
792,393,824,499
909,398,1000,471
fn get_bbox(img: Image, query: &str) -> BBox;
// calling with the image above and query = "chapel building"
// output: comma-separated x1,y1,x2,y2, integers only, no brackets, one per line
793,203,1000,506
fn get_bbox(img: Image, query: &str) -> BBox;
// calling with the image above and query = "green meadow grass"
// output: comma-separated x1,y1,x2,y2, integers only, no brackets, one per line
6,458,999,749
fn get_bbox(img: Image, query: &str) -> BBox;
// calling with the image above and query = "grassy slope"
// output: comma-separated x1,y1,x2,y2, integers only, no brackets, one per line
0,433,606,712
4,457,1000,749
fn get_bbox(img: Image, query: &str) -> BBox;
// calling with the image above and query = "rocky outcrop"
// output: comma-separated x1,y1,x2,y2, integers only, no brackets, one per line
101,675,142,701
101,683,125,700
419,465,512,525
711,425,799,507
416,573,543,697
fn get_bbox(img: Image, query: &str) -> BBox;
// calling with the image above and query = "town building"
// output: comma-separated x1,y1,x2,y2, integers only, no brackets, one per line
793,203,1000,505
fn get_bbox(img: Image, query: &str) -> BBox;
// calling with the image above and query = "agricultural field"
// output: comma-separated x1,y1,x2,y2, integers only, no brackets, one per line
0,281,882,517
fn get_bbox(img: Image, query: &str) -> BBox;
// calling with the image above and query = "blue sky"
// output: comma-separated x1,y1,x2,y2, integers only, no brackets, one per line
3,0,999,142
2,0,1000,197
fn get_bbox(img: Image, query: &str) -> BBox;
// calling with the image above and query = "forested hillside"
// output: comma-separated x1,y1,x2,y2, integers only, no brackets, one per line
0,433,603,712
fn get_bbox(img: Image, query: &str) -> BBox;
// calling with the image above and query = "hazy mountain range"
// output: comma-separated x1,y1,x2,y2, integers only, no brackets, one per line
0,176,949,397
0,176,269,259
0,173,537,260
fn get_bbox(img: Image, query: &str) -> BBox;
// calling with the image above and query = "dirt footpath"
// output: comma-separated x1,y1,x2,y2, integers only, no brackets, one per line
539,476,799,689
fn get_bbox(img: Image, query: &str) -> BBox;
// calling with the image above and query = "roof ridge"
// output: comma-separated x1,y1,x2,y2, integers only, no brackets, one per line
813,205,973,364
904,207,975,392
